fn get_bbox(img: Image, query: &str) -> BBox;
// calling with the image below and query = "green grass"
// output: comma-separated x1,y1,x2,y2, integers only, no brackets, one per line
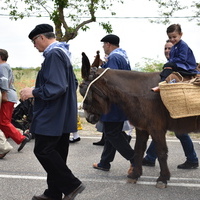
13,68,83,102
13,68,38,97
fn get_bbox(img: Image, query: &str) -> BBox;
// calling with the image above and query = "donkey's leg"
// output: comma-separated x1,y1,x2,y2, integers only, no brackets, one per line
152,133,170,188
127,129,149,183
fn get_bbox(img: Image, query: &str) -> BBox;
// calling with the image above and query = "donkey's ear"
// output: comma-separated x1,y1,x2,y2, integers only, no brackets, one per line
91,50,100,68
81,52,91,80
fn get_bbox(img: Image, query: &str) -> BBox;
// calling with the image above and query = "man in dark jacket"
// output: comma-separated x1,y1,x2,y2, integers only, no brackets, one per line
20,24,85,200
93,34,135,171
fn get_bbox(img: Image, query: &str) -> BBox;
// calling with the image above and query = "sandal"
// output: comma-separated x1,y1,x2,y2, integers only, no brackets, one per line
93,163,110,171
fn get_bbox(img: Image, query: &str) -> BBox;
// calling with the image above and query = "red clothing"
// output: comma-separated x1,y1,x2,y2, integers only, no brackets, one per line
0,101,25,144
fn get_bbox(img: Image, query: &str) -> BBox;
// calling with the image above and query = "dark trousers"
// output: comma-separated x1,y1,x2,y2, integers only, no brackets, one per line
160,62,178,81
160,62,197,82
34,133,81,200
100,122,134,169
145,134,198,163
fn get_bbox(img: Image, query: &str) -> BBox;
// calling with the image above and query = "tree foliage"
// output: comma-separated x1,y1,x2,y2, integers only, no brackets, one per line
150,0,200,25
1,0,123,41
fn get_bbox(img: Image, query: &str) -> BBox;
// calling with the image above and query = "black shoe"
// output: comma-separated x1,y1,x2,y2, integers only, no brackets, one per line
63,183,85,200
23,132,32,140
69,137,81,143
93,141,105,146
18,137,29,152
177,161,199,169
142,158,155,167
93,163,110,171
32,194,54,200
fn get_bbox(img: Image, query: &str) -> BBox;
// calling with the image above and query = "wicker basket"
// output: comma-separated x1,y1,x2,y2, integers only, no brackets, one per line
159,81,200,119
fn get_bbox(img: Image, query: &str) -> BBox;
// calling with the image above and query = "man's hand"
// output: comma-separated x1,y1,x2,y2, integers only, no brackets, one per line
20,87,34,101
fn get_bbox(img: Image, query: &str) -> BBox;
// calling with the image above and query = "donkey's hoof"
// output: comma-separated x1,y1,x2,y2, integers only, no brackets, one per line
127,177,138,184
127,174,138,183
156,181,167,189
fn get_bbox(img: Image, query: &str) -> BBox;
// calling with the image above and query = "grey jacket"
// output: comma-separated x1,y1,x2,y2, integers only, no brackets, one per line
0,63,18,103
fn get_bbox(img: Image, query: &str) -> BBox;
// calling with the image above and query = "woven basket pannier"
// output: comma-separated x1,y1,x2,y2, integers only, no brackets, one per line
159,81,200,119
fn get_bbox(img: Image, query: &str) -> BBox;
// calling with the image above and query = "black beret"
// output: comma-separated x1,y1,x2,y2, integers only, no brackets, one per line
28,24,54,39
100,34,120,45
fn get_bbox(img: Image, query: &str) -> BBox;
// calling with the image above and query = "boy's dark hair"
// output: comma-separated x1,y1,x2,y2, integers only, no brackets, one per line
0,49,8,61
167,24,182,34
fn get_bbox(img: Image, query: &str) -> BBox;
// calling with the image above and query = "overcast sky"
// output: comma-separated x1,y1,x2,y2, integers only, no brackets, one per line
1,0,200,69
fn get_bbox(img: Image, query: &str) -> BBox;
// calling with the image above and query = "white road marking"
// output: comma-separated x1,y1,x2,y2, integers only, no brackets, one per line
81,136,200,143
0,174,199,188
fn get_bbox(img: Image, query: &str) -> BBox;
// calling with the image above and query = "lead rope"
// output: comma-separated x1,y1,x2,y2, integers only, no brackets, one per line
79,68,110,110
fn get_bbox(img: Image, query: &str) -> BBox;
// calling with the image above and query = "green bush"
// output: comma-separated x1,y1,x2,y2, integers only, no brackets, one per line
12,67,83,101
134,57,164,72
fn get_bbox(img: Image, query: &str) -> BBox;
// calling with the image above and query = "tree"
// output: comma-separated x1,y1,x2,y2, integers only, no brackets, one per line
150,0,200,25
1,0,123,42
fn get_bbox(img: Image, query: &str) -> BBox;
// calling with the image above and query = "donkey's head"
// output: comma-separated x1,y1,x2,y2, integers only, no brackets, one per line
79,51,111,124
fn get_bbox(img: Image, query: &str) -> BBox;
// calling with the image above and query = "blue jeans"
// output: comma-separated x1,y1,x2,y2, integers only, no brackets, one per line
144,133,198,163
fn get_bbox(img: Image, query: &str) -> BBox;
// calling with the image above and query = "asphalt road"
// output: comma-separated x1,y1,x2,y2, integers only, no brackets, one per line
0,133,200,200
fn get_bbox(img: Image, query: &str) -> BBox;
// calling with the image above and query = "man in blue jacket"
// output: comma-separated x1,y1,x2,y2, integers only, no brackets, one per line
93,34,135,171
20,24,85,200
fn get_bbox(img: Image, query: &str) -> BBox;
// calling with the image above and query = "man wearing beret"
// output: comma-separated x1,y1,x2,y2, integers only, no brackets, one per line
20,24,85,200
93,34,135,172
